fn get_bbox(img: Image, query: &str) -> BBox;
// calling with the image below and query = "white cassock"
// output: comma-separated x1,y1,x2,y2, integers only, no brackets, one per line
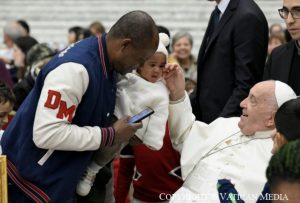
168,94,273,203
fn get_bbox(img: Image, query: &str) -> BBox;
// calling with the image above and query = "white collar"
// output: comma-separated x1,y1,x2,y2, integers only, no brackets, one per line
217,0,230,15
243,130,273,139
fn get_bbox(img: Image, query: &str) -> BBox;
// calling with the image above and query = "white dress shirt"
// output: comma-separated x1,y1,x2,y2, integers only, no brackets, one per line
218,0,230,19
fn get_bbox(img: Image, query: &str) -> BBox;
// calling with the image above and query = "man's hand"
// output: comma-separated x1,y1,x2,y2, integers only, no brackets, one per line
113,116,142,144
163,63,185,101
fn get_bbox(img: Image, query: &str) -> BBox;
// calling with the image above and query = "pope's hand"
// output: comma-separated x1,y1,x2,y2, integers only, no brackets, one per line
163,63,185,101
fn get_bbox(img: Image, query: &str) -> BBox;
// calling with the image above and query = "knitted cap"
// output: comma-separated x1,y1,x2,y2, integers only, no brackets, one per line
14,36,38,55
26,43,55,67
156,33,169,60
275,81,297,107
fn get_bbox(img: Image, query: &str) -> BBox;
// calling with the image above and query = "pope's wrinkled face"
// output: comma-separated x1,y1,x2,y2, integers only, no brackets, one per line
238,82,276,135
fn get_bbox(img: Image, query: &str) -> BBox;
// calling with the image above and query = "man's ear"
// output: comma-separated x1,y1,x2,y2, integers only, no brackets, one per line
120,38,132,52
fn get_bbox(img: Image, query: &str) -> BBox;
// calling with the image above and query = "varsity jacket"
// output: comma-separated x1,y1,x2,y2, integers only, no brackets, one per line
1,34,116,202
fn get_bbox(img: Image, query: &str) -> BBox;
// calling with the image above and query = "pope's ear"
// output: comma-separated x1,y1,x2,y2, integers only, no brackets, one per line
266,112,276,128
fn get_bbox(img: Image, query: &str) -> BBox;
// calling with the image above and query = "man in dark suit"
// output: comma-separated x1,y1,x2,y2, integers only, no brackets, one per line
264,0,300,95
191,0,268,123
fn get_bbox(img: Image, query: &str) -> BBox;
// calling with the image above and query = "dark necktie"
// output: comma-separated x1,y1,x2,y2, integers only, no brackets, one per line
207,6,221,42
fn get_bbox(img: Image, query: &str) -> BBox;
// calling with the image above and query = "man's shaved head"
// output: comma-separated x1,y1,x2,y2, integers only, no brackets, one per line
109,10,158,48
107,11,159,74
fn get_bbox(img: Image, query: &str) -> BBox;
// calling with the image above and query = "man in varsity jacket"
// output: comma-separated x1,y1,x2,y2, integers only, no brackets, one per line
0,11,159,203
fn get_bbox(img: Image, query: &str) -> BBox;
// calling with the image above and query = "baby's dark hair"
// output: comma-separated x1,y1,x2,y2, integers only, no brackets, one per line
275,97,300,141
266,140,300,188
0,81,15,105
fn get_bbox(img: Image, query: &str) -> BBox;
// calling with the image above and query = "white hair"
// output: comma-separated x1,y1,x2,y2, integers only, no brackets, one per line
3,21,27,41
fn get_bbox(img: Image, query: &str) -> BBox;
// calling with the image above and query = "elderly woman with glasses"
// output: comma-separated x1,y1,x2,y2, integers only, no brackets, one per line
169,32,197,94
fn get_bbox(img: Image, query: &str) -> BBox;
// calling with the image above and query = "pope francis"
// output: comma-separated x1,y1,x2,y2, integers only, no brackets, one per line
163,64,297,203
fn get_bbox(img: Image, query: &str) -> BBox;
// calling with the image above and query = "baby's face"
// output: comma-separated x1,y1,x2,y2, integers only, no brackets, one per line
139,53,166,83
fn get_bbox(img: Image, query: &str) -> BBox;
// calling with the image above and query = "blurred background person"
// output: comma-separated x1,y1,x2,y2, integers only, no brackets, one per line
68,26,92,45
184,78,197,95
12,36,38,83
0,20,27,66
169,31,197,93
17,19,30,36
0,80,15,154
89,21,106,36
81,28,92,39
0,60,13,88
267,34,285,56
68,26,84,44
269,23,285,38
13,43,55,110
0,81,15,131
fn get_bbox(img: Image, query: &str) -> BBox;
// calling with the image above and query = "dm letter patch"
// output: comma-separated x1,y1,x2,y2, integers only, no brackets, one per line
44,90,76,122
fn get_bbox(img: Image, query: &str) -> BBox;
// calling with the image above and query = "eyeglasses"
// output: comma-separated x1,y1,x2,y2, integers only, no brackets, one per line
278,7,300,19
